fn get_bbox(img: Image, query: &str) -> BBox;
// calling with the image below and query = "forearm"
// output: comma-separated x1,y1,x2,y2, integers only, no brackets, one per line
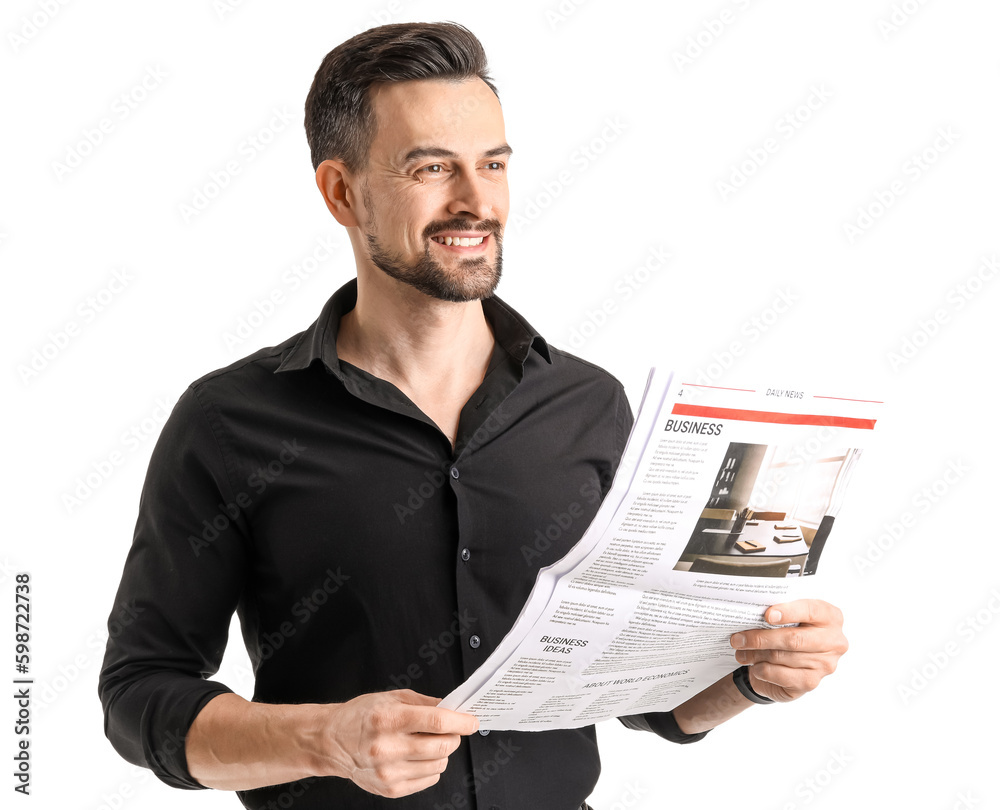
186,693,336,790
671,671,754,735
187,689,476,798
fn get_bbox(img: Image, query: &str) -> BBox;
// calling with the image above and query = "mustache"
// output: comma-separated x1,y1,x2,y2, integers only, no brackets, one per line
423,219,504,239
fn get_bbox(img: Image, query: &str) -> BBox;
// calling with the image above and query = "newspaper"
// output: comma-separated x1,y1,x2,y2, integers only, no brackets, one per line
440,367,881,730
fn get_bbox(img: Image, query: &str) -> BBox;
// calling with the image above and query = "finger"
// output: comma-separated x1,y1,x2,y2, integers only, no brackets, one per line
390,766,457,797
358,751,451,780
403,732,463,762
733,613,846,654
388,689,445,707
763,599,843,628
401,704,481,737
736,647,830,668
384,691,481,736
740,626,847,658
739,624,833,653
747,660,828,694
388,746,454,773
356,764,449,800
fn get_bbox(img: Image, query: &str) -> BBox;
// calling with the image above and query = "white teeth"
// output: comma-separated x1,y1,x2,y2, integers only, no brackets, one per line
433,236,484,246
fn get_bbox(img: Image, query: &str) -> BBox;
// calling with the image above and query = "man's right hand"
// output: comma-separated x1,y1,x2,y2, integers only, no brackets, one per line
186,689,480,797
318,689,480,798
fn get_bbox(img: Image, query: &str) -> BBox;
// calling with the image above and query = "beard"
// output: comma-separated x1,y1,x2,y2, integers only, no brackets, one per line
365,217,504,303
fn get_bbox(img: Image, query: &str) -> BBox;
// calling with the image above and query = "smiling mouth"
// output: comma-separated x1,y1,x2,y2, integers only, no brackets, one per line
431,235,487,247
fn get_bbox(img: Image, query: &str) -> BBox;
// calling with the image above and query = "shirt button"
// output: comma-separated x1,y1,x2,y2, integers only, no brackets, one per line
461,548,471,561
479,729,491,736
469,634,481,649
450,466,460,479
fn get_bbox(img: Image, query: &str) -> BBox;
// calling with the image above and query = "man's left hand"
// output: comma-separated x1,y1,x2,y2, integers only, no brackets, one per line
730,599,848,703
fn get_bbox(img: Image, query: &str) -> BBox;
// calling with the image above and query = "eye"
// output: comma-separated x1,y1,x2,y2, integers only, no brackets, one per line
420,163,445,174
485,161,504,171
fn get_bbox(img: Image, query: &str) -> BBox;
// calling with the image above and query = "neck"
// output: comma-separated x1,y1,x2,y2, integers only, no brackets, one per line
336,269,496,445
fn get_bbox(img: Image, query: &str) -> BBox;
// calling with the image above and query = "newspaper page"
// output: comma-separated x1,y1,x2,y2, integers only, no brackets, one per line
439,367,881,730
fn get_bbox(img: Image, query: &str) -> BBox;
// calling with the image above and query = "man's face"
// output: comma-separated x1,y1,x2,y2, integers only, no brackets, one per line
356,77,511,302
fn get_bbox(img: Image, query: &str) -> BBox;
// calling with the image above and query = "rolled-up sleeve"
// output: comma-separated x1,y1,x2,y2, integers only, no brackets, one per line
618,711,710,744
98,385,248,789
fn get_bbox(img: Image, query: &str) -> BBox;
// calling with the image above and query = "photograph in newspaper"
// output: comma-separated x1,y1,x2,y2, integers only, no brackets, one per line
673,441,863,578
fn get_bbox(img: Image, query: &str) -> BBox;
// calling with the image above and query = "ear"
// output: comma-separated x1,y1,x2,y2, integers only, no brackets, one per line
315,159,361,227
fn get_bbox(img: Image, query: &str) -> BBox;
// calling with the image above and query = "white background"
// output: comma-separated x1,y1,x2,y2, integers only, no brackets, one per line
3,0,998,808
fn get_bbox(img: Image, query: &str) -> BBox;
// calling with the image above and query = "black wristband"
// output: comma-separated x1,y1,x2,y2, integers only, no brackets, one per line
732,665,774,704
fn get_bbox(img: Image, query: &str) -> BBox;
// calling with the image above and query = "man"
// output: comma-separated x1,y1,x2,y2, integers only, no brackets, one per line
99,22,847,810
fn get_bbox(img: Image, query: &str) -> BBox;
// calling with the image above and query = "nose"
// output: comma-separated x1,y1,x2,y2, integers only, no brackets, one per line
447,169,493,221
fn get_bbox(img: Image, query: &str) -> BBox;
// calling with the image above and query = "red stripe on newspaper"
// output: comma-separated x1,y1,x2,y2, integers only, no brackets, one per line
670,403,877,429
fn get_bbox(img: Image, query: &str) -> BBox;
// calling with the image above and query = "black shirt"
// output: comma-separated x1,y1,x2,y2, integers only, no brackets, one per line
98,279,706,810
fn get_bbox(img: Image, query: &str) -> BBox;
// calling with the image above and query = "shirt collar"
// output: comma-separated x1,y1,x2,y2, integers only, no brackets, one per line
275,277,551,377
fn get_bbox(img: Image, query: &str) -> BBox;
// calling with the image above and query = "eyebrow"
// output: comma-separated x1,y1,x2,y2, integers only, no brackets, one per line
401,144,514,166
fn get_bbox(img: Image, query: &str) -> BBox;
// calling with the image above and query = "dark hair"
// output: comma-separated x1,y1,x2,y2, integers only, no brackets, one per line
304,22,498,171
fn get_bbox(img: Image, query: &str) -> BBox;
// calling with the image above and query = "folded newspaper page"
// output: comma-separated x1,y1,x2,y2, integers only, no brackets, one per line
440,367,881,730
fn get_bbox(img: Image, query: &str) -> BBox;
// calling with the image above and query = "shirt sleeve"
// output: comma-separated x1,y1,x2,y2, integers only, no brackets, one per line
617,712,710,744
612,380,634,469
98,385,249,789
